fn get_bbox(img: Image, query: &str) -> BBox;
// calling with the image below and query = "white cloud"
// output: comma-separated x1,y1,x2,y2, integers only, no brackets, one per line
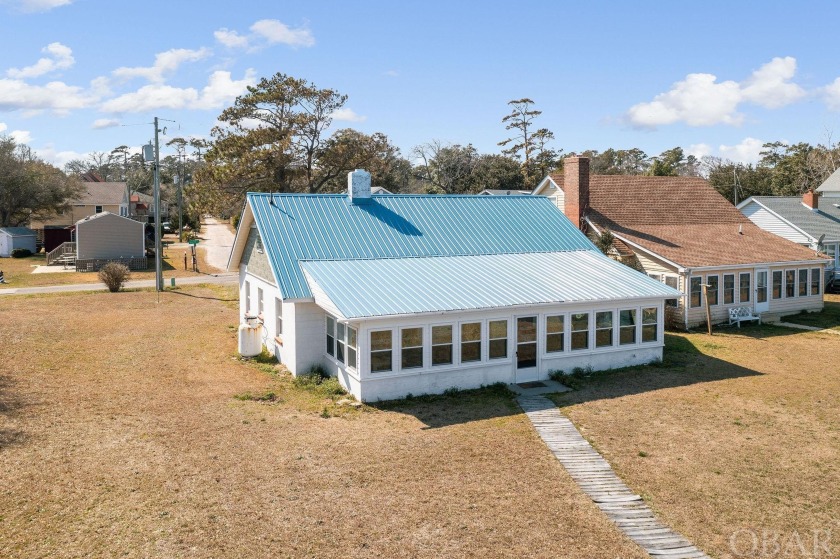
250,19,315,47
7,42,74,79
112,47,211,83
740,57,805,108
687,143,713,159
719,137,765,164
8,0,72,12
10,129,32,144
214,28,249,48
35,145,87,168
821,77,840,111
0,122,6,133
101,69,255,113
627,57,806,128
0,78,98,113
92,118,120,129
330,107,366,123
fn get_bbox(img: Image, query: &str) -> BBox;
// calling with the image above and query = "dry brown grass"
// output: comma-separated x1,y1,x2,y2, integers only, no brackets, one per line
550,317,840,557
0,240,220,289
0,286,644,559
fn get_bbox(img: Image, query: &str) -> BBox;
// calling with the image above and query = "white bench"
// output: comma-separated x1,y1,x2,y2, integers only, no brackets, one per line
729,306,761,327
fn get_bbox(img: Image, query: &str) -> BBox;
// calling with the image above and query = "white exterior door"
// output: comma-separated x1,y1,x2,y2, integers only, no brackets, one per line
755,269,770,313
515,316,539,383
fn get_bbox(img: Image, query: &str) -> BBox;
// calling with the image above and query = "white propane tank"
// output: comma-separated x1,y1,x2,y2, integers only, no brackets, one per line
238,316,263,357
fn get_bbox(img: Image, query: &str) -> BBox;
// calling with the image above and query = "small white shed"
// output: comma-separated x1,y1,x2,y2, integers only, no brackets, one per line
0,227,37,257
75,212,146,270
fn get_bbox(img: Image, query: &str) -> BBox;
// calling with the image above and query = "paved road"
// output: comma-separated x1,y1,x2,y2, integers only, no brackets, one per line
0,273,237,296
199,216,236,271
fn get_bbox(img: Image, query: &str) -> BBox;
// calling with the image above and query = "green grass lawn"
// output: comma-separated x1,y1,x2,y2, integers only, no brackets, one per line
779,293,840,330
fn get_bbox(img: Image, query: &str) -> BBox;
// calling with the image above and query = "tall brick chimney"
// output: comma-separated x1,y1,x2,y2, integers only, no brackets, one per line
563,156,590,229
803,189,819,210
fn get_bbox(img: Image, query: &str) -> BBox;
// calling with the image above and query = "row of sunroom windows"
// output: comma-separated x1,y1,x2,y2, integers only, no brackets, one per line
325,308,659,374
688,268,821,308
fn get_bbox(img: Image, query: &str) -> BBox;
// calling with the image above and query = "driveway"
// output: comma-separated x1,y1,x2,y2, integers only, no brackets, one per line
199,216,236,271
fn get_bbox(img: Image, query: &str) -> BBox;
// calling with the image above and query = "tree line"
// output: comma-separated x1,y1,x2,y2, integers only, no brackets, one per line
3,70,839,226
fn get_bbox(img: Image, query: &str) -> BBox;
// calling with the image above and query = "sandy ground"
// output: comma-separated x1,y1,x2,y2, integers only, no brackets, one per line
199,216,236,271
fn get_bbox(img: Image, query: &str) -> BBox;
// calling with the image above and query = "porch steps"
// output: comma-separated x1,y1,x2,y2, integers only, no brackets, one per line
517,395,710,559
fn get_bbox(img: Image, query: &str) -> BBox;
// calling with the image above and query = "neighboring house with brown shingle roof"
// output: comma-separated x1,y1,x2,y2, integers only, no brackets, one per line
534,157,827,328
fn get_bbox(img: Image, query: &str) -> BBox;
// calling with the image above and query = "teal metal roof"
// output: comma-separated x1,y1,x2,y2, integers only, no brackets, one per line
248,193,599,300
0,227,36,237
301,252,682,319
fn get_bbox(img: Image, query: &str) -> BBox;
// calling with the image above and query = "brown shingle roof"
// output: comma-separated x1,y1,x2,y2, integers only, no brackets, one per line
73,183,127,206
549,173,825,267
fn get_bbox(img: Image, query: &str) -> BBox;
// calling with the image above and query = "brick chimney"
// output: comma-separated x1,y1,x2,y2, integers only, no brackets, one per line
563,156,590,229
803,189,819,210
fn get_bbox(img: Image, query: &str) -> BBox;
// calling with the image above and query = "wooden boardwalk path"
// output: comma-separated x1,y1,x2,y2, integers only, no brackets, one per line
518,395,710,559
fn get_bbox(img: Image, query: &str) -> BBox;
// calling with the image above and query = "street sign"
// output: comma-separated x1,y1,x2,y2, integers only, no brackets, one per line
188,239,200,245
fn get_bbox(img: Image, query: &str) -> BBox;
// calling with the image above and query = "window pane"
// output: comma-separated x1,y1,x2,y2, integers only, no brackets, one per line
336,340,345,363
347,327,357,349
546,315,564,334
642,325,657,342
546,332,564,353
772,271,783,299
327,335,335,356
665,276,678,289
596,311,612,329
371,330,392,351
402,347,423,369
402,327,423,348
620,309,636,327
489,320,507,339
620,326,636,345
275,298,283,335
337,322,346,340
371,350,392,372
432,344,452,366
811,268,821,295
642,308,657,342
461,322,481,342
595,328,612,348
690,277,702,308
708,276,719,305
489,338,507,359
327,316,335,336
642,307,657,324
516,317,537,343
432,325,452,345
347,347,357,369
724,274,735,304
461,341,481,362
571,331,588,350
739,273,751,303
799,269,808,297
785,270,795,297
517,342,537,368
571,313,589,332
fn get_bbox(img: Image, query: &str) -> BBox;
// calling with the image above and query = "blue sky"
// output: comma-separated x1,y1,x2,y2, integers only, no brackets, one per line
2,0,840,169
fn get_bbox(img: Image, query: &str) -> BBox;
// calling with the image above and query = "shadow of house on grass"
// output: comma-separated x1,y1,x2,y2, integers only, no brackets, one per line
375,329,777,428
0,373,26,449
548,332,765,408
371,383,521,430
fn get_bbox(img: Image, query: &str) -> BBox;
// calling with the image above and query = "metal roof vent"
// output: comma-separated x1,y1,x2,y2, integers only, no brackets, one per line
348,169,372,205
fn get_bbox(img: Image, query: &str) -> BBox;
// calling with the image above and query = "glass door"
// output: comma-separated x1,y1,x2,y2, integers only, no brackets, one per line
515,316,538,383
755,269,769,313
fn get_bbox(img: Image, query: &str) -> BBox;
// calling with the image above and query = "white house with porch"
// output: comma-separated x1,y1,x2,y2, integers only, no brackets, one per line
228,170,681,402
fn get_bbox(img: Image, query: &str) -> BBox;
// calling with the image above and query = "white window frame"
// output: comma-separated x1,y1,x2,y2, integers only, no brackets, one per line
275,298,283,337
430,323,454,367
811,268,821,296
488,318,509,360
723,273,735,305
641,307,659,343
784,269,796,298
257,287,264,317
459,321,483,364
738,272,751,304
689,276,702,308
399,326,425,370
544,313,565,354
594,310,613,349
369,329,393,374
618,308,637,346
706,274,719,306
772,270,783,300
244,280,251,314
570,312,590,351
798,269,808,297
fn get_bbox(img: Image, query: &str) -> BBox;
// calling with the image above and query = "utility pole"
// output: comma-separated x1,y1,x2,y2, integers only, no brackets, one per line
177,145,184,243
153,117,163,292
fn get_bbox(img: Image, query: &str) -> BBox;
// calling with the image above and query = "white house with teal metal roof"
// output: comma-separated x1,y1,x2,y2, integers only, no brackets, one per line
228,170,681,402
